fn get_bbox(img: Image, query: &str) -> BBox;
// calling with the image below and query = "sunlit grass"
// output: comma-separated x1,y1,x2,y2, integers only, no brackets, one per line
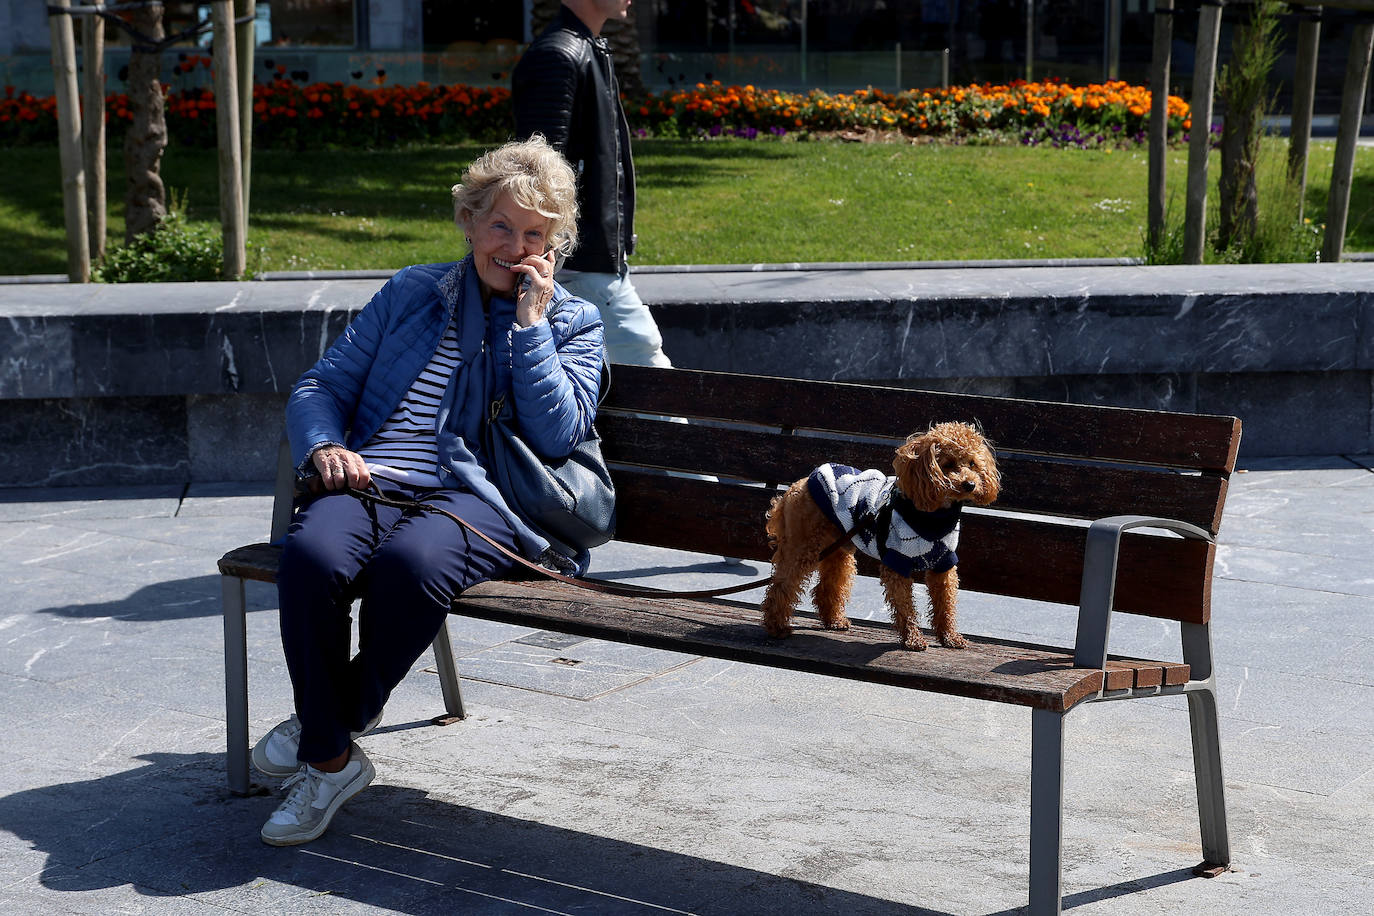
0,138,1368,276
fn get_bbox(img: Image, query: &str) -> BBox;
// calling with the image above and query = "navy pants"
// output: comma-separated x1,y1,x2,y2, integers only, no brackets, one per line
276,484,516,763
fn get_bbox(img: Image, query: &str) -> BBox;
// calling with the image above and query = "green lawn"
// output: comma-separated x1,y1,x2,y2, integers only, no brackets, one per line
2,138,1369,276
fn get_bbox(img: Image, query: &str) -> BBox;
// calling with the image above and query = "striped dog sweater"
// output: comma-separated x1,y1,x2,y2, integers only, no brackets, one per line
805,463,961,577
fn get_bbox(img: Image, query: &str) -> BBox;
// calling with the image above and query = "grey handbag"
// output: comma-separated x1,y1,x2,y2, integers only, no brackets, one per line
484,366,616,555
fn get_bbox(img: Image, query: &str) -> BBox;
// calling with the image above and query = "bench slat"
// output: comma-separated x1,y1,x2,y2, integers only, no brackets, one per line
453,579,1111,712
219,545,1191,705
603,366,1241,472
600,414,1231,534
609,472,1215,624
219,542,283,582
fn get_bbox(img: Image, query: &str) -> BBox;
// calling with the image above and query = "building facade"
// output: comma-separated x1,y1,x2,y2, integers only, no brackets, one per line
2,1,1368,111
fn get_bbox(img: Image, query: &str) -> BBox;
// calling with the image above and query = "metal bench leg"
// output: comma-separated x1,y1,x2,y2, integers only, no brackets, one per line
430,618,467,725
1182,620,1230,873
221,574,256,796
1029,707,1065,916
1186,686,1231,871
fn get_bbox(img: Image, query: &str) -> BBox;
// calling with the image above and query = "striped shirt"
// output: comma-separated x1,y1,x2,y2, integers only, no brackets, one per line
358,317,462,487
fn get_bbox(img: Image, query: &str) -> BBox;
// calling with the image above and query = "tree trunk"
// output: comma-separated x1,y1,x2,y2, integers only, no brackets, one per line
1215,2,1280,254
1217,105,1260,251
124,4,166,242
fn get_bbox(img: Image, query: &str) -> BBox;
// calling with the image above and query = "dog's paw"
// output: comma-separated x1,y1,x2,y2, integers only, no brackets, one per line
900,635,929,651
938,632,969,649
820,614,851,631
761,619,793,639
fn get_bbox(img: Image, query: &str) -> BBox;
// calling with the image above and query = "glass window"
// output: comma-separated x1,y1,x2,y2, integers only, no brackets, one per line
422,0,523,50
262,0,355,47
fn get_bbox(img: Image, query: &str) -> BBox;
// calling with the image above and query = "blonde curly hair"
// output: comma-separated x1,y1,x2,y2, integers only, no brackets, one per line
452,135,579,258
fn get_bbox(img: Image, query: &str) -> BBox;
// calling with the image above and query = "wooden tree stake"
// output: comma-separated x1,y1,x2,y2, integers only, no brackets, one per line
48,0,90,282
1147,0,1174,251
1288,10,1322,220
1184,2,1223,265
1321,20,1374,263
212,0,246,278
235,0,255,226
81,13,106,262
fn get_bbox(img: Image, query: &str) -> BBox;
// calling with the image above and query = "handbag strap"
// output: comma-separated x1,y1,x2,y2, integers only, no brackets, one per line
323,482,872,602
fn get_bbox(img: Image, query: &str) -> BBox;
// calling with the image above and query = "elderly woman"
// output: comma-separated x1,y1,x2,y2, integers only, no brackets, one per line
252,137,604,846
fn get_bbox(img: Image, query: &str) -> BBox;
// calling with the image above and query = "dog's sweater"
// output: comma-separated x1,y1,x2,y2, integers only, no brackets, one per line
805,463,961,577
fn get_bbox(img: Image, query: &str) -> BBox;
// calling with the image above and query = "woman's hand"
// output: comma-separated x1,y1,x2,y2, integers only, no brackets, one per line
311,445,371,492
514,249,558,328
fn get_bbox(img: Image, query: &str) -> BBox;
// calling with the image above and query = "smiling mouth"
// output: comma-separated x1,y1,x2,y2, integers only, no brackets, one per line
492,257,520,270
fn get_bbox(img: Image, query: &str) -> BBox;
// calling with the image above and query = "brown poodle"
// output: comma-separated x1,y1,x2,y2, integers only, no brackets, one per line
760,422,1000,650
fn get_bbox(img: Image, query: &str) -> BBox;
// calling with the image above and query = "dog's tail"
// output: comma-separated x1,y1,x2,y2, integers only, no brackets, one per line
764,490,788,550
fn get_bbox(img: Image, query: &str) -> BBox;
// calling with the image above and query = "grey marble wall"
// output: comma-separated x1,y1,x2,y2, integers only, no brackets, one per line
1,263,1371,486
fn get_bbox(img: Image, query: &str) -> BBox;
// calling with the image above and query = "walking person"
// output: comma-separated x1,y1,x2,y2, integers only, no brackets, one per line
253,137,605,845
512,0,672,368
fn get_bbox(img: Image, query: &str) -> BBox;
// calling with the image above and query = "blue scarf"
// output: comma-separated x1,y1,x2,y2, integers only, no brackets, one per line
431,258,573,570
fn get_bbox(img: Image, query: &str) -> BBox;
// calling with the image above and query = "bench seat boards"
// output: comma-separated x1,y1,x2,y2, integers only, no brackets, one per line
219,542,284,584
450,579,1188,713
216,545,1190,712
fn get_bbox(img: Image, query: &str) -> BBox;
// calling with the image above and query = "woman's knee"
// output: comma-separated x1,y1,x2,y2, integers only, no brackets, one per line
278,532,356,610
365,543,457,610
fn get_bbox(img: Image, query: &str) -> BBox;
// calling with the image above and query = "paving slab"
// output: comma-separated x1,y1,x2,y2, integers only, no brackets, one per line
0,466,1371,915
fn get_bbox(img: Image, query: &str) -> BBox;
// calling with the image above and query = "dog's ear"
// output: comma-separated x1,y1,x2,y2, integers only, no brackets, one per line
896,431,946,512
973,436,1002,506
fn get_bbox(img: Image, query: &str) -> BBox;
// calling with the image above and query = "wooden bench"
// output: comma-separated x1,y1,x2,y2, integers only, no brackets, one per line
218,364,1241,915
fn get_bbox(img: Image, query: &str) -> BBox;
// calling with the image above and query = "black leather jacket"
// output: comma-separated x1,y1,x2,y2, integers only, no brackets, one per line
512,6,636,274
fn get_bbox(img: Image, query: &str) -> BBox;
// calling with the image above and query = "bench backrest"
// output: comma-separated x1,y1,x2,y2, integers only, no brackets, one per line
598,366,1241,626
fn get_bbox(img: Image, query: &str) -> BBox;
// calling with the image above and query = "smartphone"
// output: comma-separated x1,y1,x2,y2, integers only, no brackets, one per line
517,247,555,297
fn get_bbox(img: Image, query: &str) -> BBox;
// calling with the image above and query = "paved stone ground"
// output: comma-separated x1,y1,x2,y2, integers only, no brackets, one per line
1,456,1371,915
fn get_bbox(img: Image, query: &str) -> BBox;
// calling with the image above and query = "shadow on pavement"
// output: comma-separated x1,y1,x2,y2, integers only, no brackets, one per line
34,576,277,622
0,752,957,915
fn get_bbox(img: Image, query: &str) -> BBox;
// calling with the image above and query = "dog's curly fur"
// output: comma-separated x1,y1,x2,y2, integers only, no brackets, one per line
760,422,1001,650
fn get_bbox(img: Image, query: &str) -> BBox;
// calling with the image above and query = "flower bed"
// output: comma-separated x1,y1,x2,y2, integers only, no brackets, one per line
1,74,1188,149
637,80,1190,147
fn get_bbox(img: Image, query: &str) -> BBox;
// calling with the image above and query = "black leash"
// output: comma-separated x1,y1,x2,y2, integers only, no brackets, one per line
304,480,872,602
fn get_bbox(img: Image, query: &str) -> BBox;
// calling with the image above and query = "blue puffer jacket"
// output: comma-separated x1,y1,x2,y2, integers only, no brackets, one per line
286,257,605,569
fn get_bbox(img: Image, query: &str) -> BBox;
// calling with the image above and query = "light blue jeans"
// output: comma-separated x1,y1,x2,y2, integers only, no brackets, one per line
558,267,672,368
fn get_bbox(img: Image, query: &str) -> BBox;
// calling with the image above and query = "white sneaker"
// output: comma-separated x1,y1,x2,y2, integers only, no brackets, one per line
260,743,375,846
252,711,383,778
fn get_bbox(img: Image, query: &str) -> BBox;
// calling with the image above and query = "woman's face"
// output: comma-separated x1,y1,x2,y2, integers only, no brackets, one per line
467,191,554,297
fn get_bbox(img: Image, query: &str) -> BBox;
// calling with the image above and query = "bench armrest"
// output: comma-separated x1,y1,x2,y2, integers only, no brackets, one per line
1074,515,1214,671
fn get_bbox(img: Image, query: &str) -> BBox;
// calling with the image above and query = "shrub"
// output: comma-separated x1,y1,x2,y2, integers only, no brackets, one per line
1142,143,1323,265
93,196,226,282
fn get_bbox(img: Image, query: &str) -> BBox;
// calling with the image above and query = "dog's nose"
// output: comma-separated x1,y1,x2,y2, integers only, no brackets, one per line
961,480,977,492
